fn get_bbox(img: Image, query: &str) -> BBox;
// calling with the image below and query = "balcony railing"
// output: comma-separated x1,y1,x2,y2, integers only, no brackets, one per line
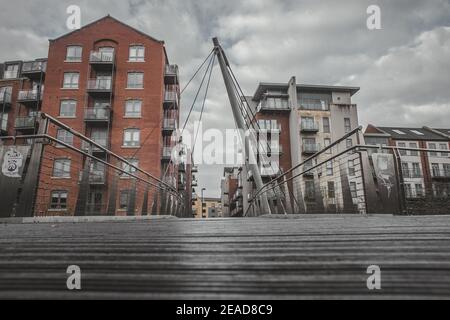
82,138,108,152
18,90,42,101
15,116,36,130
165,65,179,76
84,108,110,121
79,170,106,185
300,121,320,132
87,78,112,91
90,51,115,63
162,147,173,160
302,143,321,154
164,91,178,102
163,118,177,131
21,61,47,74
431,169,450,178
192,165,198,173
299,98,329,111
402,169,423,179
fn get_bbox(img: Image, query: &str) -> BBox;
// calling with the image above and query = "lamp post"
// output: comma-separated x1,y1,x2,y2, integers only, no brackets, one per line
201,188,206,218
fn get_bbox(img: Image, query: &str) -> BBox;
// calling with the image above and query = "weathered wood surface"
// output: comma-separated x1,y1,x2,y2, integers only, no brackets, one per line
0,215,450,300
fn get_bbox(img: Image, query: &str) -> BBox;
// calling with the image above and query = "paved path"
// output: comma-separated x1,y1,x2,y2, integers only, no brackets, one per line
1,215,450,299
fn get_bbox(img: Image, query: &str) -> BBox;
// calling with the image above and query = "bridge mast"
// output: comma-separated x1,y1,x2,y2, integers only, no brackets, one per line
212,37,271,215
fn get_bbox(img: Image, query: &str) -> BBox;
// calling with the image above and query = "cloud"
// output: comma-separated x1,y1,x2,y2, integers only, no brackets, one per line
0,0,449,197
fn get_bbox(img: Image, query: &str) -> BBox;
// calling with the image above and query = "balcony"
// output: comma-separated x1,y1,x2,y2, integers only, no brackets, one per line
162,147,173,161
402,169,423,179
18,90,43,104
259,144,283,155
257,98,290,112
162,118,177,133
82,138,108,153
163,90,179,109
164,64,179,85
302,143,321,155
300,122,320,133
80,169,106,185
257,124,281,133
192,180,198,187
14,116,37,130
21,61,47,78
84,107,110,123
89,51,115,69
431,169,450,179
87,78,112,94
192,165,198,173
260,162,281,177
299,99,329,111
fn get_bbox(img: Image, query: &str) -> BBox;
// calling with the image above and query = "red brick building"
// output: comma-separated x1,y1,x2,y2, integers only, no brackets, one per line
32,16,182,216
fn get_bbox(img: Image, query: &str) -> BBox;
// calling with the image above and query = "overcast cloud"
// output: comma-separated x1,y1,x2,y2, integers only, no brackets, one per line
1,0,449,197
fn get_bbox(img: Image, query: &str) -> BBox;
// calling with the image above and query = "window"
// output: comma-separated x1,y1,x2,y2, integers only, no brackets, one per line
412,163,421,178
301,117,316,130
298,93,330,111
415,184,424,197
119,190,130,210
50,191,68,210
404,184,412,198
326,161,333,176
127,72,144,89
53,159,71,178
344,118,351,133
125,100,142,117
305,181,315,199
4,64,19,79
59,100,76,117
398,142,407,156
324,138,332,154
122,159,139,178
429,143,437,157
90,129,108,148
123,129,140,147
348,160,355,176
0,112,8,131
327,181,335,199
129,45,145,62
63,72,79,89
410,130,424,136
401,162,410,178
439,143,449,157
323,117,330,133
409,143,418,156
346,139,353,152
431,163,440,177
56,129,74,147
392,129,406,135
66,46,82,62
444,164,450,177
0,86,12,102
350,182,357,199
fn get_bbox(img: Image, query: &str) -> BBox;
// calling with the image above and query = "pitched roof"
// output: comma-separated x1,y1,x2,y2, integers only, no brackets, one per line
50,15,164,44
376,126,448,141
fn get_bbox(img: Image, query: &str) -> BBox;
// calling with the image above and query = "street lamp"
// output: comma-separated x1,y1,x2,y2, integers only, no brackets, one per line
201,188,206,218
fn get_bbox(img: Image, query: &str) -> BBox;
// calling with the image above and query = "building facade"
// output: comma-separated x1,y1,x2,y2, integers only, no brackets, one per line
229,77,362,216
192,197,222,219
0,16,191,217
365,125,450,201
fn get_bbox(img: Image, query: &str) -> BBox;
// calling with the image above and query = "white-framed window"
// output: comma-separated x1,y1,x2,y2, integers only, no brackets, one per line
125,100,142,118
50,191,68,210
326,161,333,176
119,190,130,210
66,46,83,62
129,45,145,62
122,159,139,178
350,182,357,199
63,72,79,89
323,117,330,133
4,64,19,79
123,128,140,147
429,143,437,157
127,72,144,89
59,100,77,117
348,160,355,176
439,143,449,157
324,138,332,154
56,129,74,147
344,118,351,133
53,159,71,178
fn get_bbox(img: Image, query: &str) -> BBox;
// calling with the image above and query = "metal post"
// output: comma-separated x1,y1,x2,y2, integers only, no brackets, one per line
212,37,271,215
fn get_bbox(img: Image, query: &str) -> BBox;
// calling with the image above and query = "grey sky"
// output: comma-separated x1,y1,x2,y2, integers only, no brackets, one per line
1,0,449,197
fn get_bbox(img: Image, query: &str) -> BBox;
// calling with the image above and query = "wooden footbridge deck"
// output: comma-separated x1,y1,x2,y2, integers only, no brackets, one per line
0,215,450,299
